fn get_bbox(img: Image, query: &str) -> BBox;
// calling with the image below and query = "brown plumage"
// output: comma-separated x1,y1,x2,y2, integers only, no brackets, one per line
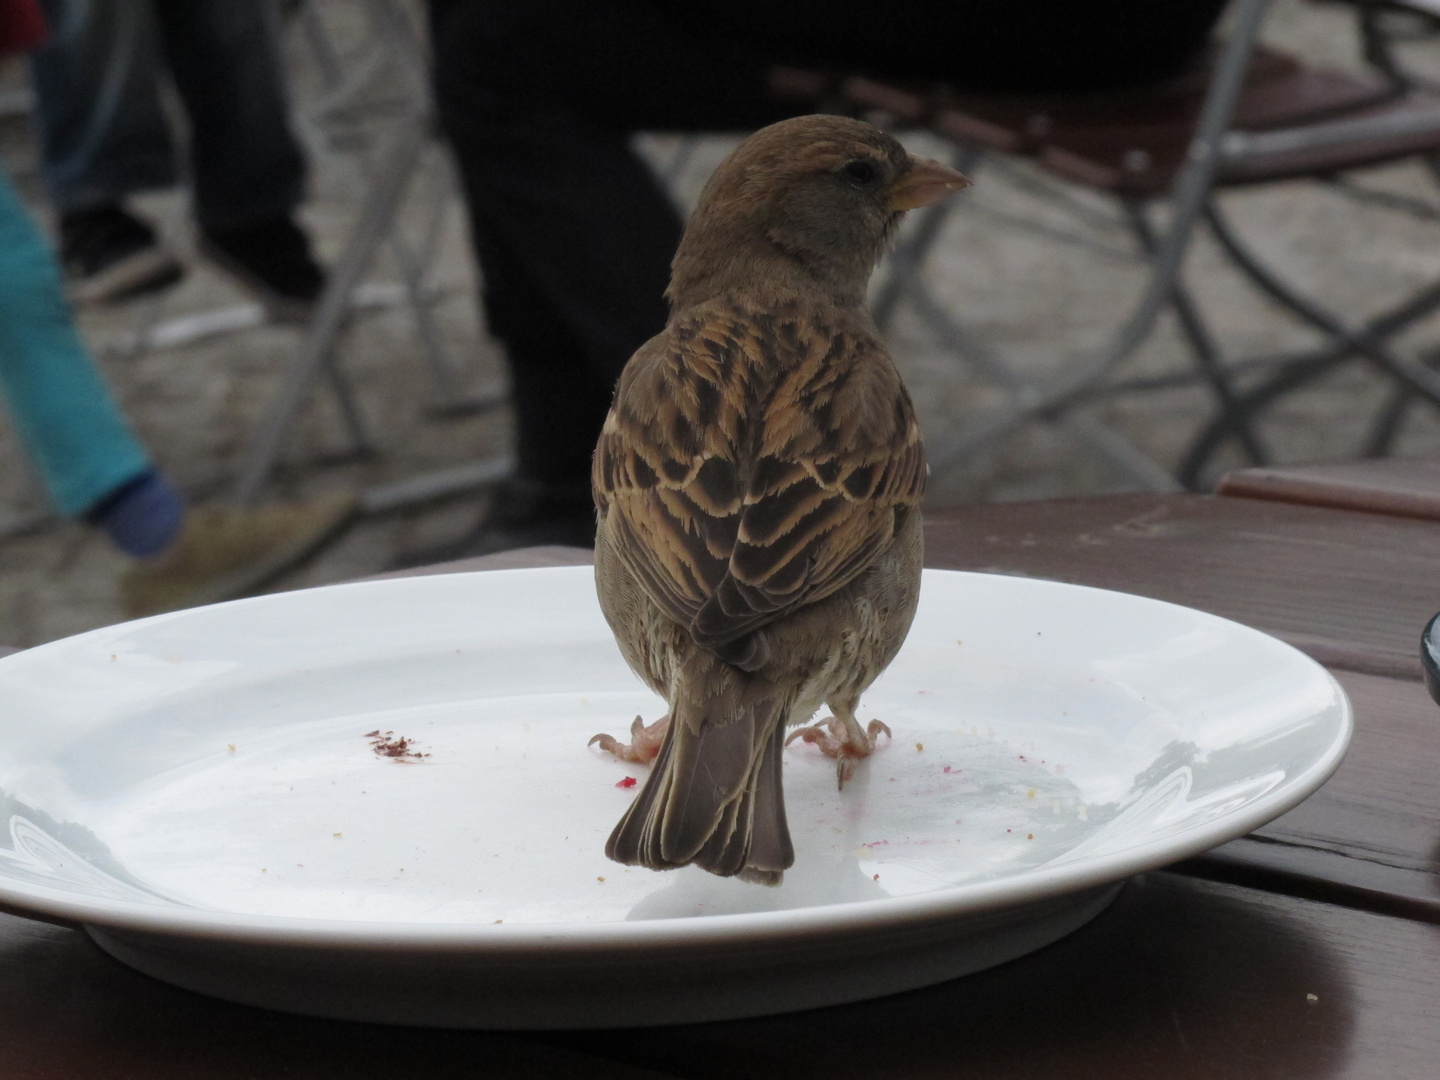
589,115,968,885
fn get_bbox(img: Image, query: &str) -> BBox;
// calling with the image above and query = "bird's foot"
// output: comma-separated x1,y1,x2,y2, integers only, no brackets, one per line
786,716,892,789
589,713,670,764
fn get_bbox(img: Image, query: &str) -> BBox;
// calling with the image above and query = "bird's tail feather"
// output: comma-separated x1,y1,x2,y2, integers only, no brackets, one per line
605,660,794,884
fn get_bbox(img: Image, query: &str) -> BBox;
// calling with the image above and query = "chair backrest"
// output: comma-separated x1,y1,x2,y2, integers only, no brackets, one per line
847,0,1440,198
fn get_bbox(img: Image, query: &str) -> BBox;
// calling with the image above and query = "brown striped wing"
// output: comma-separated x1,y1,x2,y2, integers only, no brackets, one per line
594,303,925,655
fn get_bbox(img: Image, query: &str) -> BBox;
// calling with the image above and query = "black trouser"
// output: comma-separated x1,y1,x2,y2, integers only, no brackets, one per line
428,0,1229,493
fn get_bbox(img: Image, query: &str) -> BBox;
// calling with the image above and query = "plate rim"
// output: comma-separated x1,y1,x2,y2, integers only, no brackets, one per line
0,567,1353,948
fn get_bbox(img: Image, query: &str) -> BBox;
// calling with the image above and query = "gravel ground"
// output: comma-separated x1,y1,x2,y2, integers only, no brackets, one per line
3,0,1440,647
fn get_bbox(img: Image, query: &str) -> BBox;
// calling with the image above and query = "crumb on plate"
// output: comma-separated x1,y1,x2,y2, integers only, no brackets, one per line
365,729,429,761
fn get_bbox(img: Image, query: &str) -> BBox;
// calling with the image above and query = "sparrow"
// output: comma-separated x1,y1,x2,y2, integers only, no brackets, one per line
589,115,968,885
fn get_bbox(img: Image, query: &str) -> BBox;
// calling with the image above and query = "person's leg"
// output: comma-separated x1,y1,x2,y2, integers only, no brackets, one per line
150,0,304,232
475,217,616,499
0,165,156,521
0,164,192,557
142,0,322,317
28,0,175,214
0,166,357,608
428,0,789,543
28,0,186,303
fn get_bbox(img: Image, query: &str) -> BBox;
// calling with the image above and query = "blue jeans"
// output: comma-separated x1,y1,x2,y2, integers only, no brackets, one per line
0,167,151,516
28,0,305,231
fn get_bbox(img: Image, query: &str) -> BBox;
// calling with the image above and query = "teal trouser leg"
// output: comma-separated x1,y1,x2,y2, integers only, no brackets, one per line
0,166,151,517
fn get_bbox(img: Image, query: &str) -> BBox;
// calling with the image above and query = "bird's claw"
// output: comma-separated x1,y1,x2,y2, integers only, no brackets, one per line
786,717,892,789
589,713,670,764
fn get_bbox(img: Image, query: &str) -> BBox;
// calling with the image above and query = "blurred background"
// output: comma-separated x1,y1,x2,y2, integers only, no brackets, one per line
3,0,1440,647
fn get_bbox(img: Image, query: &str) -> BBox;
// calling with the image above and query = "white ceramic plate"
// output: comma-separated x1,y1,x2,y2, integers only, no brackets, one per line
0,568,1350,1028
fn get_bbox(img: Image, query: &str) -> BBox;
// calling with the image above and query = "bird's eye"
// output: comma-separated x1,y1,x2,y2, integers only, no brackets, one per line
842,159,879,185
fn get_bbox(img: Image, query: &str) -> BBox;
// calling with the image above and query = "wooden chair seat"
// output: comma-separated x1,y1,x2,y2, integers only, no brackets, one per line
843,46,1440,196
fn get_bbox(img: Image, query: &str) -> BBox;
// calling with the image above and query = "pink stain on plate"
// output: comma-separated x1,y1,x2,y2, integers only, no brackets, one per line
615,776,638,789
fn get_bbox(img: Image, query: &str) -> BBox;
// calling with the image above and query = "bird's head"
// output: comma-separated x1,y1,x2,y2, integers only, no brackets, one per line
668,115,969,311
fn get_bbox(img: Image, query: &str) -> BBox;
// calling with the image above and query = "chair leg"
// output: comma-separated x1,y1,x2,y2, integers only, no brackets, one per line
383,185,472,411
862,149,1180,489
658,135,701,188
872,145,981,332
898,260,1183,490
296,0,345,90
1359,6,1415,91
1361,341,1440,456
871,197,955,332
931,0,1275,478
321,346,374,458
1204,200,1440,410
233,116,427,502
1178,272,1440,481
1122,201,1268,476
1364,384,1412,458
1050,413,1185,491
879,213,1181,489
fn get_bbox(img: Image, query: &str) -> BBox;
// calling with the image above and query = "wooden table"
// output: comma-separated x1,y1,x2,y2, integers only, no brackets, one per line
3,481,1438,1078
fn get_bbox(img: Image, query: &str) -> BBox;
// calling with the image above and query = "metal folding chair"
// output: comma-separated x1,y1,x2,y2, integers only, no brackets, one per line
847,0,1440,490
1349,0,1440,89
233,0,510,507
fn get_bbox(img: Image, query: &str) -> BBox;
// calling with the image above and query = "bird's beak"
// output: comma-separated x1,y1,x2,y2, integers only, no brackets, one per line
890,157,971,211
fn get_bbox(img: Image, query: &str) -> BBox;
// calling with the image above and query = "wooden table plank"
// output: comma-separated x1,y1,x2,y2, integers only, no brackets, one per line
1217,458,1440,521
0,913,678,1080
1182,669,1440,921
2,876,1435,1079
549,874,1440,1080
2,501,1436,1076
924,493,1440,679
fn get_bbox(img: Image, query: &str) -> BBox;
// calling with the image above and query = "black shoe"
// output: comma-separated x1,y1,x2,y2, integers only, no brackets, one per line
60,205,185,305
199,214,325,323
387,478,596,570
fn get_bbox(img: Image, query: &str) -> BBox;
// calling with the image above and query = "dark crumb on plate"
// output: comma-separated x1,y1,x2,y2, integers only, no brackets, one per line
365,729,430,761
